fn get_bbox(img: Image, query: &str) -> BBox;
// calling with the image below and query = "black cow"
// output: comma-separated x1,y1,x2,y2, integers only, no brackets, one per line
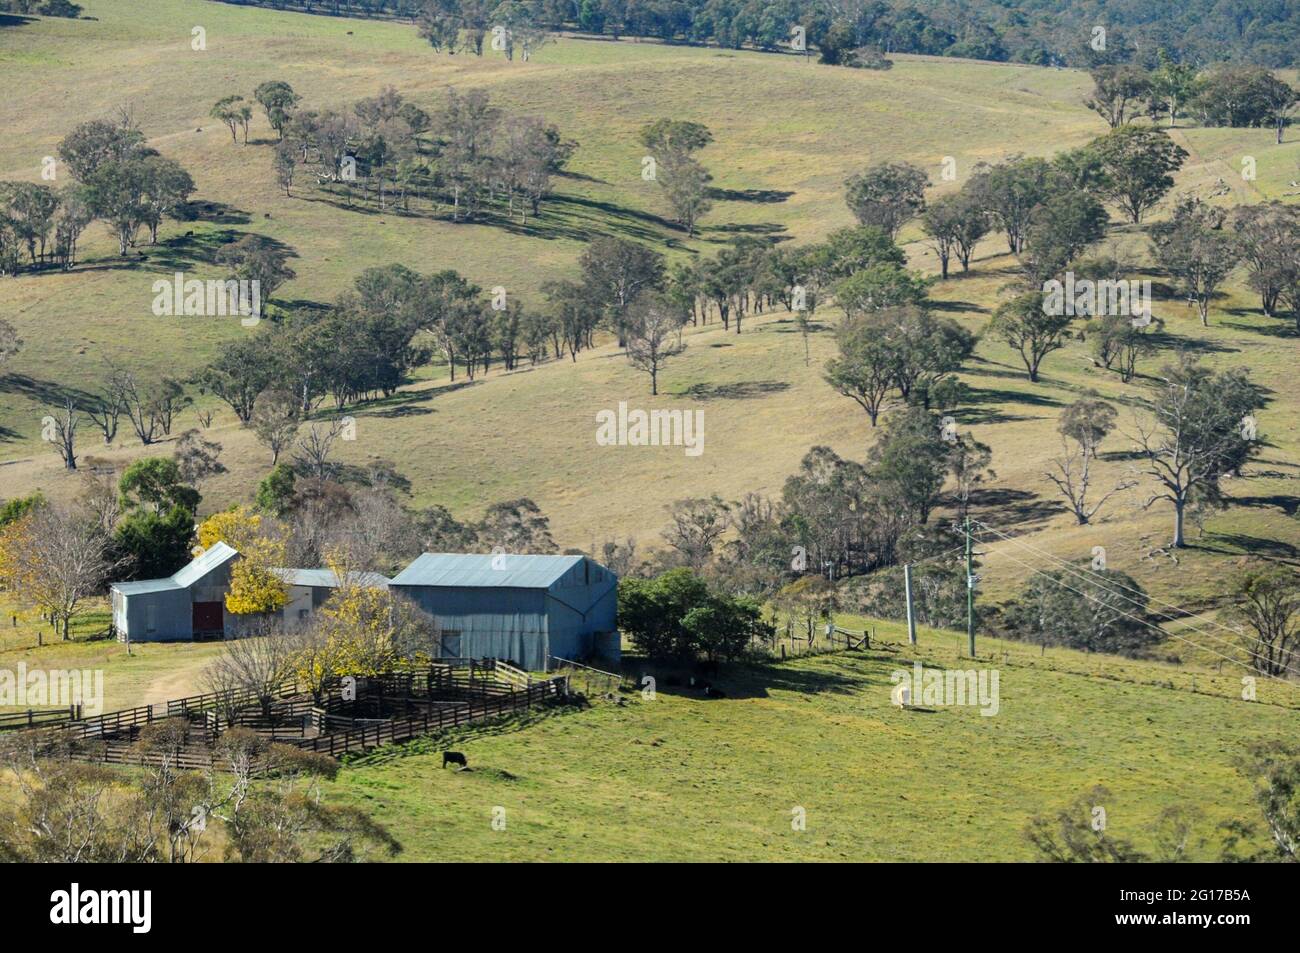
442,751,468,770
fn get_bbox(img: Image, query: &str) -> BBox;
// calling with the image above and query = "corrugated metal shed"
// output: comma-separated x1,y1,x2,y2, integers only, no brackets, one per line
111,578,182,595
390,553,584,589
390,553,618,669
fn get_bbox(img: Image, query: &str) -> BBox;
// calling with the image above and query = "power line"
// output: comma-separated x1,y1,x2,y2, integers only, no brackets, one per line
974,519,1254,645
971,519,1300,683
971,521,1296,680
970,530,1298,692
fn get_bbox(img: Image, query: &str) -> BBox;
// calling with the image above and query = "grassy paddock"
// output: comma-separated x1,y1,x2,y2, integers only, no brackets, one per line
323,632,1299,861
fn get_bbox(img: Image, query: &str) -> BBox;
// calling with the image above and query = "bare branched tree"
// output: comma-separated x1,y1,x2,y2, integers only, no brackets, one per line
200,621,293,718
294,417,347,480
3,503,116,642
43,397,82,470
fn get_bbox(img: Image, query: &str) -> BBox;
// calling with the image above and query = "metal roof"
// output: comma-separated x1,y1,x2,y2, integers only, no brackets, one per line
272,568,392,589
390,553,585,589
112,542,238,597
111,578,182,595
172,541,239,588
112,541,394,598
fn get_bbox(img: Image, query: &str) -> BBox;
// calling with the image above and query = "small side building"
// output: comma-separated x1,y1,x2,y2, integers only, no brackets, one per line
389,553,619,670
272,568,392,631
110,541,240,642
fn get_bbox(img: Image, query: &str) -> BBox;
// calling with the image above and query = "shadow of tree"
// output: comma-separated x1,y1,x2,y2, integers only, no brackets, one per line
630,653,885,701
0,374,98,411
176,200,251,226
930,298,988,315
676,380,791,400
1193,533,1300,561
969,487,1063,528
706,187,793,204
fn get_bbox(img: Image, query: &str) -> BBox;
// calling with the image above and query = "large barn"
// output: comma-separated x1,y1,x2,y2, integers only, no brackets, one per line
389,553,619,670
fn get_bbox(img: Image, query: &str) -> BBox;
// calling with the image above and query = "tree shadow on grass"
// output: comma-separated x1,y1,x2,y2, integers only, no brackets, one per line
0,375,97,412
177,200,251,226
1221,316,1298,340
769,317,830,334
968,487,1063,528
145,228,247,271
929,299,988,315
706,187,793,204
1191,532,1300,561
700,222,789,240
501,194,681,244
1147,329,1237,355
362,379,481,418
273,298,333,321
954,376,1063,425
556,169,610,186
677,380,791,400
1227,493,1300,517
629,653,888,701
332,462,412,493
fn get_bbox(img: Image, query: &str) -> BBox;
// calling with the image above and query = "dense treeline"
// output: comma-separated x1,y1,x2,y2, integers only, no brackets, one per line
210,0,1300,68
1084,58,1298,141
0,0,81,16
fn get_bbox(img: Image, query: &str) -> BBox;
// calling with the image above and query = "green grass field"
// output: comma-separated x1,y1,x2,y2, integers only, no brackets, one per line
0,595,226,712
325,620,1299,861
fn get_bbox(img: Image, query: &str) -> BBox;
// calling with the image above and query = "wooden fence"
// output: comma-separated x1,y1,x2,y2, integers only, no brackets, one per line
300,678,564,759
166,679,300,718
549,657,623,696
62,705,156,740
0,706,82,731
12,662,568,766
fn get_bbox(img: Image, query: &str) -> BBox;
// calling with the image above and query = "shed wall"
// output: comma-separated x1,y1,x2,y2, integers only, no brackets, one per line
392,586,551,670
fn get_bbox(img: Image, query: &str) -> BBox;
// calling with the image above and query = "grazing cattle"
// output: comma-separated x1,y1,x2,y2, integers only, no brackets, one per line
443,751,468,770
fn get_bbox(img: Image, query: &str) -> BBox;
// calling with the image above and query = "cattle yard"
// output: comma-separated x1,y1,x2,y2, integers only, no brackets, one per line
1,658,571,769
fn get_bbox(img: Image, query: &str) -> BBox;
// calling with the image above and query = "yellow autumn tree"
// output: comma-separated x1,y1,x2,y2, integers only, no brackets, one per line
317,551,397,676
225,535,289,616
196,505,264,553
195,505,287,616
0,515,44,642
285,550,438,696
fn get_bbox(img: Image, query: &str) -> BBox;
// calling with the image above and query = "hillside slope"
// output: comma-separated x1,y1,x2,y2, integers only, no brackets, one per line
1,0,1298,618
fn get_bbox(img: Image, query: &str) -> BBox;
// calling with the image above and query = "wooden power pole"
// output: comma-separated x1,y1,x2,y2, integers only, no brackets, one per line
965,517,976,658
904,563,917,645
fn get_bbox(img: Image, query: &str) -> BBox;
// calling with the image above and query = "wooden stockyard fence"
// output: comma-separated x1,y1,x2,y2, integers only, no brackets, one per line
3,659,570,771
0,705,84,731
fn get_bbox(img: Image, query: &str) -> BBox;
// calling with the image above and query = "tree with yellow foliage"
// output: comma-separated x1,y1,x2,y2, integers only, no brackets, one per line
225,535,289,617
285,549,437,700
195,506,289,618
196,505,264,553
